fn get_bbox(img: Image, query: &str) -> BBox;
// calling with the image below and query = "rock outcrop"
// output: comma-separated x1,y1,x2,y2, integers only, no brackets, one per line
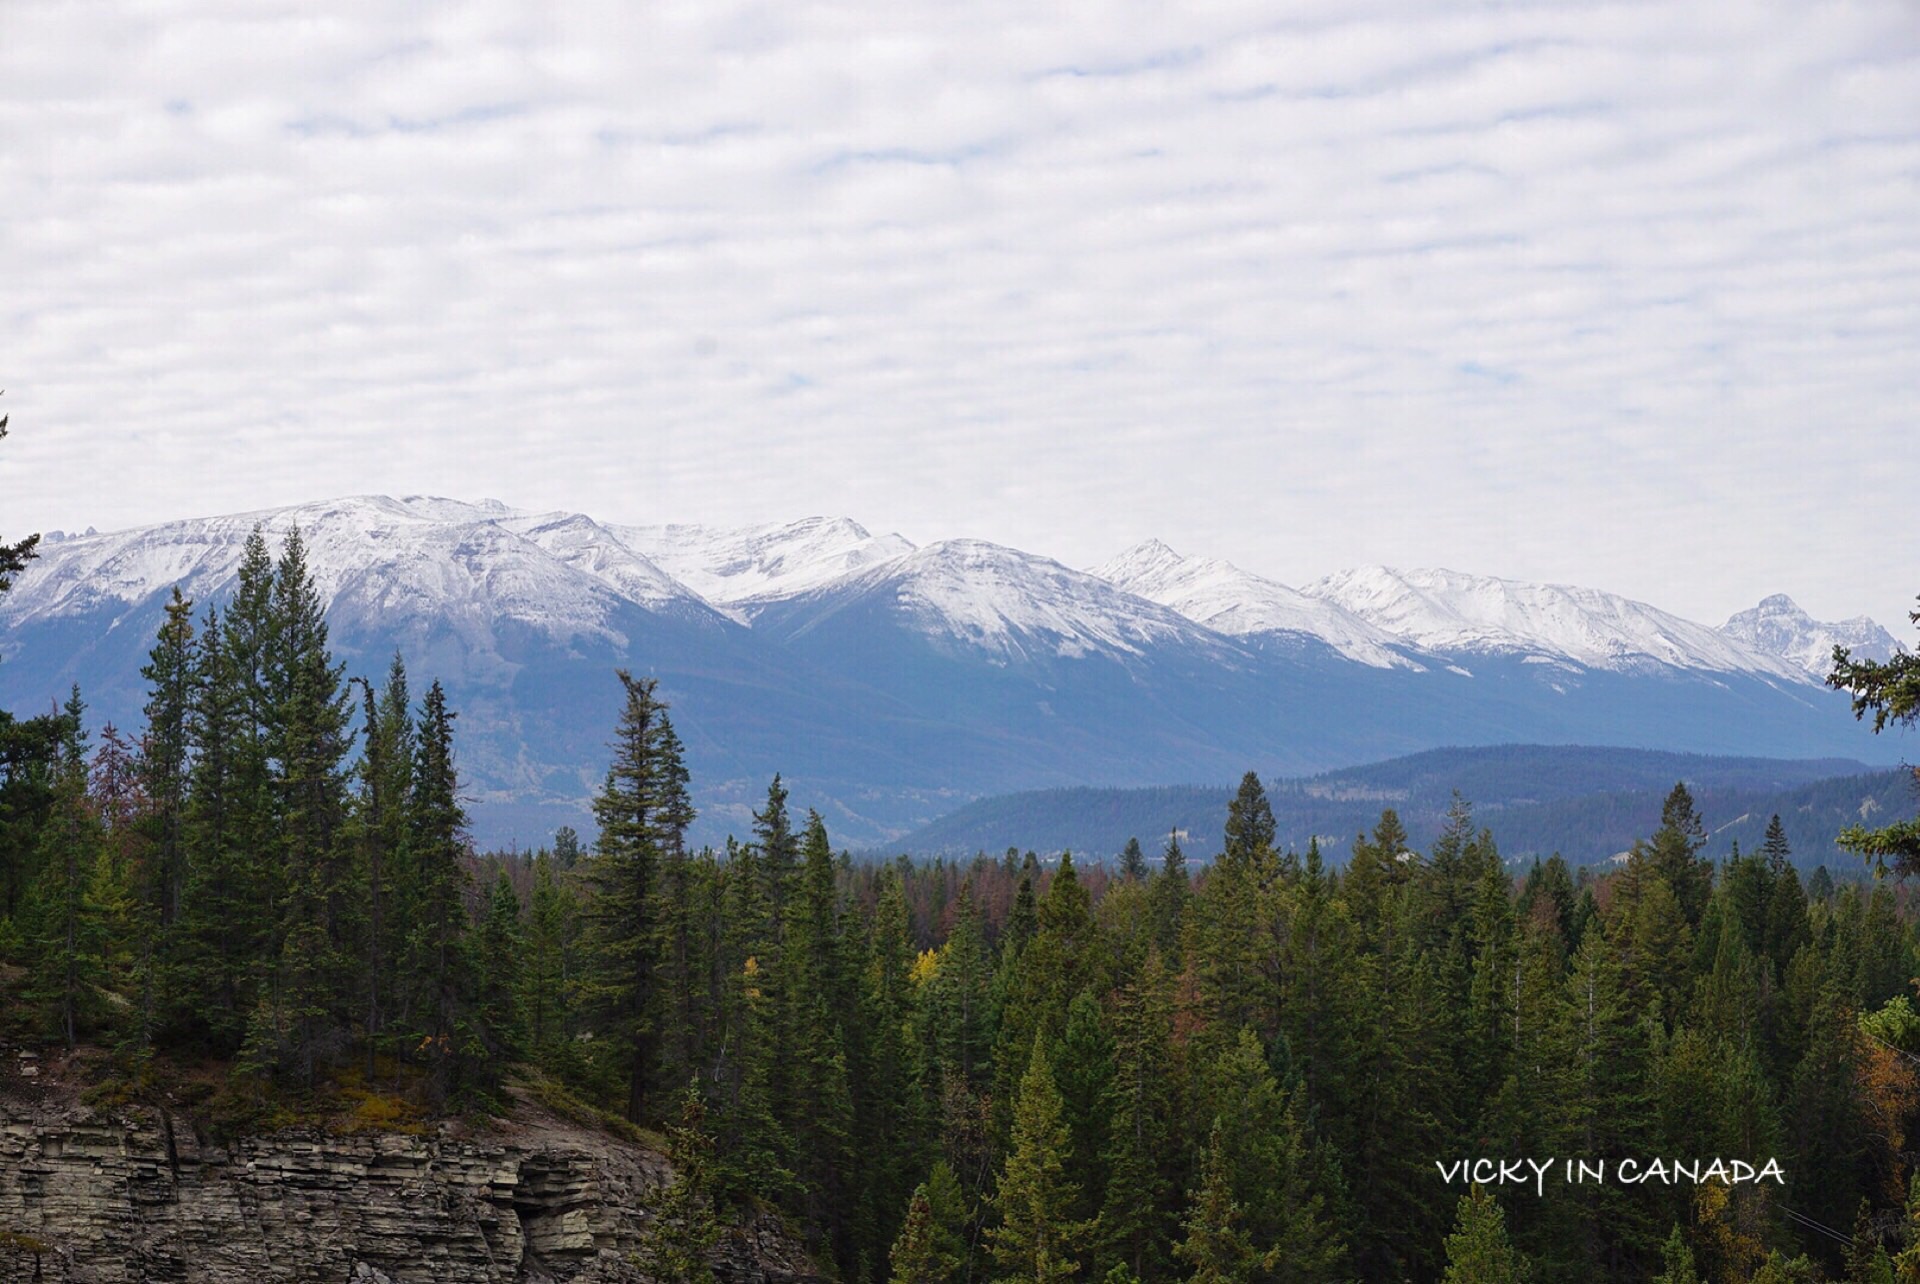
0,1064,818,1284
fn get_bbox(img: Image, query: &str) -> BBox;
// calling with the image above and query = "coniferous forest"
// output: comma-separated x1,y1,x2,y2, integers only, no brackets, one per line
6,517,1920,1283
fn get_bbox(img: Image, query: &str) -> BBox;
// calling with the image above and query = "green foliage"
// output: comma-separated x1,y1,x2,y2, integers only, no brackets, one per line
1829,598,1920,874
638,1087,723,1284
1440,1186,1529,1284
990,1038,1087,1284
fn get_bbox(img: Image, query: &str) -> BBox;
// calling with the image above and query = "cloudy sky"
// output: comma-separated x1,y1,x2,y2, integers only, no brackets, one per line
3,0,1916,629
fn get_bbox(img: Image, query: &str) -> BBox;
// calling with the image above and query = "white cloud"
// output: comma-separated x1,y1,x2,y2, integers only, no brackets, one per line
2,0,1916,630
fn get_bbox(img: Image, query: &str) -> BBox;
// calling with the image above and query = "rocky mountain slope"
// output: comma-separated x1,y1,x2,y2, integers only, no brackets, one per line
0,1050,817,1284
0,497,1902,848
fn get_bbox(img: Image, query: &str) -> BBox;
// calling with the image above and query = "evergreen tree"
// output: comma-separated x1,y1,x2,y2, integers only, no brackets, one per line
1828,600,1920,873
1440,1187,1529,1284
1099,952,1181,1283
1119,837,1148,882
1222,772,1276,866
353,654,413,1067
139,588,195,931
583,670,688,1123
475,868,524,1059
399,681,476,1098
1175,1118,1270,1284
990,1038,1086,1284
1646,783,1712,926
263,526,358,1084
523,847,576,1052
890,1166,968,1284
639,1087,723,1284
23,690,101,1047
1148,832,1189,969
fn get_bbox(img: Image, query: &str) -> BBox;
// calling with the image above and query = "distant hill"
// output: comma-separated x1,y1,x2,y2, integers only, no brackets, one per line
891,745,1911,871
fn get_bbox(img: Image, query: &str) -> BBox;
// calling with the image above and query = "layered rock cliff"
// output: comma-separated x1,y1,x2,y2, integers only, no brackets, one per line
0,1052,819,1284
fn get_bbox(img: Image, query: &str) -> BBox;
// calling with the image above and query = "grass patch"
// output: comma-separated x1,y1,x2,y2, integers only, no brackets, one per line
518,1071,663,1148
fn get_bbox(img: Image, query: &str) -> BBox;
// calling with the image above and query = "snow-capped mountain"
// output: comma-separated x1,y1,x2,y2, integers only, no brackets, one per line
1092,539,1417,670
613,517,914,615
762,538,1243,666
0,496,1898,846
1720,594,1905,679
1301,566,1812,684
1,495,726,649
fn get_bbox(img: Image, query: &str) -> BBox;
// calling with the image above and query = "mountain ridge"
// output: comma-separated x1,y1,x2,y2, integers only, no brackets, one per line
1,495,1904,848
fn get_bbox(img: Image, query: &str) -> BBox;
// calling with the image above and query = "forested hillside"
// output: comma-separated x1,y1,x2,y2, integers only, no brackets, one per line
897,748,1912,870
5,517,1920,1282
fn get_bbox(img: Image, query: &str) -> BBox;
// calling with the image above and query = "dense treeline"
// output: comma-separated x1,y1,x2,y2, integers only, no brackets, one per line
5,515,1920,1284
898,767,1912,873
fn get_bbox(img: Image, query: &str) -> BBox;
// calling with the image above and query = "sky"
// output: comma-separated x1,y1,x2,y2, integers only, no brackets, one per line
2,0,1916,631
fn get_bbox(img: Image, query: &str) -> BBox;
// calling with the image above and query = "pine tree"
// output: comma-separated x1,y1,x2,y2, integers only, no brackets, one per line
927,877,993,1090
1222,772,1276,866
1119,837,1148,882
177,532,280,1052
864,865,927,1269
1440,1187,1529,1284
890,1169,967,1284
1828,601,1920,873
583,669,689,1123
754,774,798,922
1175,1118,1270,1284
264,525,358,1085
353,653,413,1067
782,810,857,1267
1054,988,1115,1230
400,681,476,1098
990,1038,1086,1284
139,588,195,931
475,868,524,1060
1651,1225,1700,1284
1099,952,1181,1283
23,690,102,1047
523,847,576,1052
639,1087,723,1284
1148,832,1189,969
1647,783,1712,926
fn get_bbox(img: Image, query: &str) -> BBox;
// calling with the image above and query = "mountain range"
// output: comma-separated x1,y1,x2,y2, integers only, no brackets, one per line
0,495,1908,848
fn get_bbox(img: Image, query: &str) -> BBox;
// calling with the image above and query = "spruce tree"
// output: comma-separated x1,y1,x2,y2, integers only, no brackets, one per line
1440,1187,1529,1284
584,669,689,1123
1148,832,1189,969
475,868,524,1060
523,847,576,1053
990,1038,1086,1284
1175,1118,1269,1284
1222,772,1276,866
401,681,476,1098
23,690,101,1047
1099,951,1180,1283
265,525,357,1085
639,1088,723,1284
1647,783,1712,926
353,654,413,1067
1119,837,1147,882
139,587,195,931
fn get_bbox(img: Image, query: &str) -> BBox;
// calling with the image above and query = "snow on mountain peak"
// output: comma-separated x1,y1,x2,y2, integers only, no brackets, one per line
1720,593,1903,678
613,516,915,612
784,537,1238,664
1303,566,1812,682
0,495,718,645
1093,540,1417,670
